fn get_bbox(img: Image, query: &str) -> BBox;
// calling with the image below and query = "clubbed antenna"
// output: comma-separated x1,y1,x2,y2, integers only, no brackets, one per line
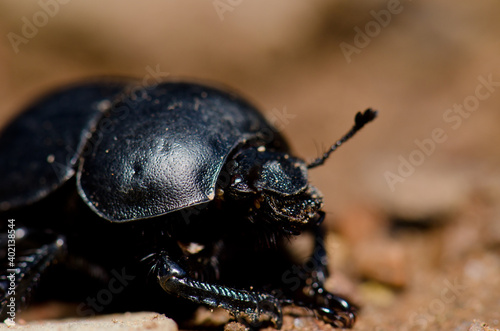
307,108,378,169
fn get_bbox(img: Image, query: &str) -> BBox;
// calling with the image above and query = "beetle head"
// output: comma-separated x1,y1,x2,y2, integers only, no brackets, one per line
226,147,323,232
222,109,377,233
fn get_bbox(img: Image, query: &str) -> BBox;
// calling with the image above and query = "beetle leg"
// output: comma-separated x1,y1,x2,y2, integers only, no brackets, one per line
0,228,66,321
291,223,357,328
313,239,357,327
156,254,283,328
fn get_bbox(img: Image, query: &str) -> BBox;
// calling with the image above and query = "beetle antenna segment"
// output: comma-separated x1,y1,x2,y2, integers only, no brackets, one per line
307,108,377,169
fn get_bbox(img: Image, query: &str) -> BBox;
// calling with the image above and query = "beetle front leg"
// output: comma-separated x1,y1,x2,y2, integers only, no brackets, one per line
290,220,357,328
155,254,283,328
312,228,356,327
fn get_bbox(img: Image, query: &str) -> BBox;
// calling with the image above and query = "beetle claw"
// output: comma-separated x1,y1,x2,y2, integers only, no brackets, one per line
317,306,356,328
313,291,357,328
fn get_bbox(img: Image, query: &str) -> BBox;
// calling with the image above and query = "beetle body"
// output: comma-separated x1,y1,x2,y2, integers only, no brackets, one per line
0,80,374,328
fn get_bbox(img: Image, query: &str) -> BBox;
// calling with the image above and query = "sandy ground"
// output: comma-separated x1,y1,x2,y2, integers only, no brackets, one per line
1,1,500,330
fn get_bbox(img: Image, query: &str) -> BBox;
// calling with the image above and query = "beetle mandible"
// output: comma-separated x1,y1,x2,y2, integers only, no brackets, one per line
0,80,377,328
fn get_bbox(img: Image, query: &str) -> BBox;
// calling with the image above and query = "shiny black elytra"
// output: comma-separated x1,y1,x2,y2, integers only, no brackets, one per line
0,80,376,328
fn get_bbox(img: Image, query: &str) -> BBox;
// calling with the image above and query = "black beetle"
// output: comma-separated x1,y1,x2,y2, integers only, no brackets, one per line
0,79,376,328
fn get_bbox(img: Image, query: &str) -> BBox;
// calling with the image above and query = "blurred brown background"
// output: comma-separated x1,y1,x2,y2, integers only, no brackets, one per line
1,1,499,330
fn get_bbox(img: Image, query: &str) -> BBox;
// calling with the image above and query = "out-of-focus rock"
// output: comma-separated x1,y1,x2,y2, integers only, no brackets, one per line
467,320,500,331
329,205,409,287
224,321,249,331
188,307,231,328
353,238,408,288
332,205,387,243
0,312,178,331
358,281,397,307
373,171,470,224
